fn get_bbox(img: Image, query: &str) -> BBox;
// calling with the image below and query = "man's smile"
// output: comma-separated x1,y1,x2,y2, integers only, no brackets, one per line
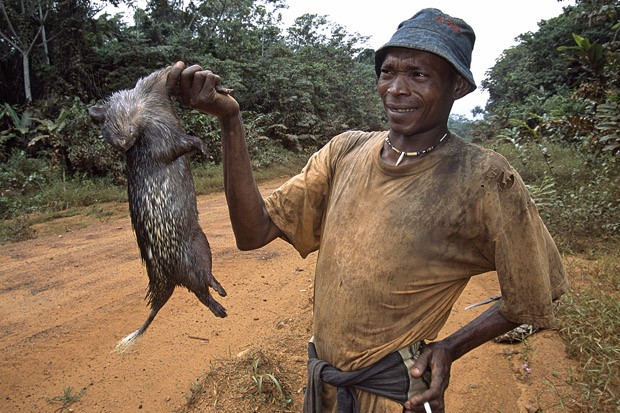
386,105,419,113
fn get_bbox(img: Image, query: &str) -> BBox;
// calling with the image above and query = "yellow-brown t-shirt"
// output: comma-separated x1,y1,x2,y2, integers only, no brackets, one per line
265,131,568,407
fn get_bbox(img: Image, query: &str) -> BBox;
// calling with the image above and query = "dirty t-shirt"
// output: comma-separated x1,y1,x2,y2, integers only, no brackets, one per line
264,131,568,409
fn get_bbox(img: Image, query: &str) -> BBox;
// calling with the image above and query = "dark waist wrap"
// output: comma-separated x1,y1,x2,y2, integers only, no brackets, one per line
303,341,426,413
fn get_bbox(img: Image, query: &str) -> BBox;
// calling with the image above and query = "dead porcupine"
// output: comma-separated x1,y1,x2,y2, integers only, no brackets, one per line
89,68,227,352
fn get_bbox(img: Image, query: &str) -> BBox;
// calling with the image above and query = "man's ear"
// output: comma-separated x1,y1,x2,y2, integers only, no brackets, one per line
452,74,471,100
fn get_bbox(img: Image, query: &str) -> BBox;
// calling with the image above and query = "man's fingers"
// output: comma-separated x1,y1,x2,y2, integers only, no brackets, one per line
164,62,238,116
406,388,444,413
193,71,233,104
411,348,431,378
215,84,233,95
177,64,202,103
167,62,231,100
165,61,185,95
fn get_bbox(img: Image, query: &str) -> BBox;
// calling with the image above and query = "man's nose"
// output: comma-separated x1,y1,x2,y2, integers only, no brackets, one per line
387,75,410,95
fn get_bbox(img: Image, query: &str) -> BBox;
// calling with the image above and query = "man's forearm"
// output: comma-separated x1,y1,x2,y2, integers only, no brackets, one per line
220,113,280,250
441,301,520,361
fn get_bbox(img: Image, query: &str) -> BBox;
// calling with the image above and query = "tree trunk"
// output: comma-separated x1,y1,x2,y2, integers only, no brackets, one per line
22,51,32,101
39,4,50,65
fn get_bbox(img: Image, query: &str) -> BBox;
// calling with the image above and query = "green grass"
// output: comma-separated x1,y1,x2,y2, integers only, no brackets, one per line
1,174,127,217
190,148,309,197
556,251,620,412
490,141,619,252
0,175,127,244
249,355,292,408
46,386,87,412
493,140,620,410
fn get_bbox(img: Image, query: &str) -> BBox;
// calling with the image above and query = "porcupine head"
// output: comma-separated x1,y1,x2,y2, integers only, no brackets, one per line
88,67,186,153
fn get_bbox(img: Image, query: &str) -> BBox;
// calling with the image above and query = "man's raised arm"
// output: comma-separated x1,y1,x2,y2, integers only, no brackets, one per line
166,62,282,250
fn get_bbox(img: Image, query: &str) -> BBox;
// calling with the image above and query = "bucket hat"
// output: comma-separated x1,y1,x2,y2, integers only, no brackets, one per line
375,8,477,94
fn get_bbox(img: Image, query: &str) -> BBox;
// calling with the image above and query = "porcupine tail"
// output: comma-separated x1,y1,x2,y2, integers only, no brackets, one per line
113,282,173,353
113,306,161,353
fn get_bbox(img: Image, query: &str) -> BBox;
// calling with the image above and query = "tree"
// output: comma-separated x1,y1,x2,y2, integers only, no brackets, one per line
481,0,616,131
0,0,50,101
481,11,583,121
0,0,386,172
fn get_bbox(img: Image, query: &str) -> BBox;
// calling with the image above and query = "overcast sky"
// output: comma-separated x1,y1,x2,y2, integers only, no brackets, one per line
279,0,576,117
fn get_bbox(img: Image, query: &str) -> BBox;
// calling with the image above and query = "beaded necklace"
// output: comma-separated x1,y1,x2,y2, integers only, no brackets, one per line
385,132,449,166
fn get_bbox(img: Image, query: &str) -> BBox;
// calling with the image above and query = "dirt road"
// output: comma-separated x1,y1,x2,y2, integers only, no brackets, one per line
0,179,578,412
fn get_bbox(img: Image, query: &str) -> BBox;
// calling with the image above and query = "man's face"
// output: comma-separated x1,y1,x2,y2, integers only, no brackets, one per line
377,47,464,138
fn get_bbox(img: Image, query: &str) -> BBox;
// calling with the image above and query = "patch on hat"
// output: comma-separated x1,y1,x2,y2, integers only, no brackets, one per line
435,16,464,33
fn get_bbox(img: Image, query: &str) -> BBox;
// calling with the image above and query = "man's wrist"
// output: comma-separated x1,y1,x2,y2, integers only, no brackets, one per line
428,337,458,363
219,110,242,125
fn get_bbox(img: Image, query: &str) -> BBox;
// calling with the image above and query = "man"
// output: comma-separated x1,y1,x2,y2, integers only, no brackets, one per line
167,8,568,413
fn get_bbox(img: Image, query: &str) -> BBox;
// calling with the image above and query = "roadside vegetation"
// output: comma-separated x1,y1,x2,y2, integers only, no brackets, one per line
1,0,618,411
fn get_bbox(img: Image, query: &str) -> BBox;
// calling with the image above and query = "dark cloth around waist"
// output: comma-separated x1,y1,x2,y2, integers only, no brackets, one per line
303,341,425,413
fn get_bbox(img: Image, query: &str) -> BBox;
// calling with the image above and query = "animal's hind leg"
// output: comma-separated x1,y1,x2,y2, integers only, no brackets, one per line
192,229,226,297
195,289,227,318
191,230,227,318
114,283,175,352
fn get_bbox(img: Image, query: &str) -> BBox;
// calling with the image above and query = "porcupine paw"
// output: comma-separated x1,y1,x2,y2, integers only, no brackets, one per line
184,134,211,159
207,295,227,318
195,288,227,318
211,299,227,318
199,141,211,158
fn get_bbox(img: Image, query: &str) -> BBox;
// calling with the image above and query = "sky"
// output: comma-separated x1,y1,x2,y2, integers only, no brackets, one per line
278,0,575,117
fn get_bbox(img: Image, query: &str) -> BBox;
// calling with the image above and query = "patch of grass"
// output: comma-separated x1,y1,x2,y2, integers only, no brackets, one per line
192,163,225,195
517,338,536,383
0,176,127,244
175,314,310,413
183,378,206,410
1,174,125,216
191,147,311,197
556,251,620,412
46,386,87,412
0,216,37,244
249,355,292,408
175,349,299,413
252,149,312,182
35,176,127,211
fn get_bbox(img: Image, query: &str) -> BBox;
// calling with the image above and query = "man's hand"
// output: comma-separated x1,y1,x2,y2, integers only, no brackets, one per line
403,302,521,412
166,61,239,120
404,341,454,413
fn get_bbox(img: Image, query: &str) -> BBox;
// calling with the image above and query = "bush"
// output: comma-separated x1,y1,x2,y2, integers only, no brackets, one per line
1,99,126,184
63,99,126,183
491,141,619,251
0,151,56,219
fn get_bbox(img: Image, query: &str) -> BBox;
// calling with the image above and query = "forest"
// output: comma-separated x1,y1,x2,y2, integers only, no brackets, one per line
0,0,618,246
0,0,619,410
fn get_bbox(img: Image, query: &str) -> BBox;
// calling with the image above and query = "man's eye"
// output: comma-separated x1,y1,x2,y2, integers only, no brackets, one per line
380,70,395,80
